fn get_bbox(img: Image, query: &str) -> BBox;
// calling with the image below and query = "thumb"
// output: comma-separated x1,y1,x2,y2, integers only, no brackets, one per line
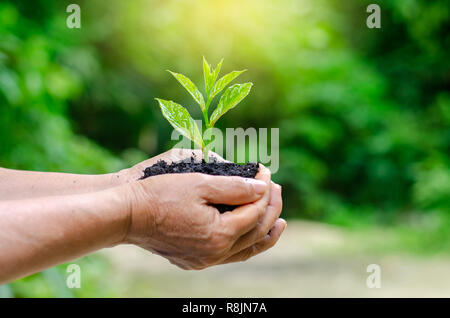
200,174,268,206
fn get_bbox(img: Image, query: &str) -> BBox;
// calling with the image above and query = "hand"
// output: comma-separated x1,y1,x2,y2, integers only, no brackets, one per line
119,148,225,183
117,164,285,270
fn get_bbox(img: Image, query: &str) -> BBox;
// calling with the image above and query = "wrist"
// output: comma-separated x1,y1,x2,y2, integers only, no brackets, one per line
89,186,133,247
113,179,158,245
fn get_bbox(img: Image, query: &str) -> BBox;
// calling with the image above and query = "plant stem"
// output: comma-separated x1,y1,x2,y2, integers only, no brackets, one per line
203,98,211,128
202,97,212,162
203,111,210,128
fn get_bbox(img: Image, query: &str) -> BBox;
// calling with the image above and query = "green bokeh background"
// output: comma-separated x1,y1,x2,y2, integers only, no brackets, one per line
0,0,449,297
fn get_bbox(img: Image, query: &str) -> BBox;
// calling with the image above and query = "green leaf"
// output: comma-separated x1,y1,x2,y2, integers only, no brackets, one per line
156,98,204,148
203,57,223,97
210,82,253,126
203,57,211,93
209,70,246,100
168,71,205,111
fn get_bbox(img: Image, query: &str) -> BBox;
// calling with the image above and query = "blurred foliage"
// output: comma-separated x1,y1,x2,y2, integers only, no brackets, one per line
1,255,119,297
0,0,449,296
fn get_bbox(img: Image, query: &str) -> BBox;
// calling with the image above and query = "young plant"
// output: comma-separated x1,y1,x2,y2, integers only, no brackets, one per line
155,57,253,162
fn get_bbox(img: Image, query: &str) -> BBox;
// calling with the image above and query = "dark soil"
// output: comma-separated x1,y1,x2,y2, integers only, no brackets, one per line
140,156,259,213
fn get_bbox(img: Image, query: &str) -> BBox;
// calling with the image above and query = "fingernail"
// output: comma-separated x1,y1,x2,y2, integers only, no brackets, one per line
245,179,267,194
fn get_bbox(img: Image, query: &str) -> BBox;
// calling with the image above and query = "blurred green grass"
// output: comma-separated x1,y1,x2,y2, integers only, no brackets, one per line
0,0,449,297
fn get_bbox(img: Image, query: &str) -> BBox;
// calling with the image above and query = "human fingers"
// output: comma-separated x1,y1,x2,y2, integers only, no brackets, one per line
219,166,271,238
227,182,282,255
220,218,287,264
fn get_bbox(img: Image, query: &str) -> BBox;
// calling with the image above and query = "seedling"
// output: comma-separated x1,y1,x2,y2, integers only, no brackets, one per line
156,57,253,162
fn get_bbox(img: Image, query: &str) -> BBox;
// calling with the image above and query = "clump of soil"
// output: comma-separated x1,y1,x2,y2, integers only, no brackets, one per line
140,156,259,213
141,157,259,179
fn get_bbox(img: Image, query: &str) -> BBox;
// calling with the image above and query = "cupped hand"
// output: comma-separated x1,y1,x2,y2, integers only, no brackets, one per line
117,164,285,270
